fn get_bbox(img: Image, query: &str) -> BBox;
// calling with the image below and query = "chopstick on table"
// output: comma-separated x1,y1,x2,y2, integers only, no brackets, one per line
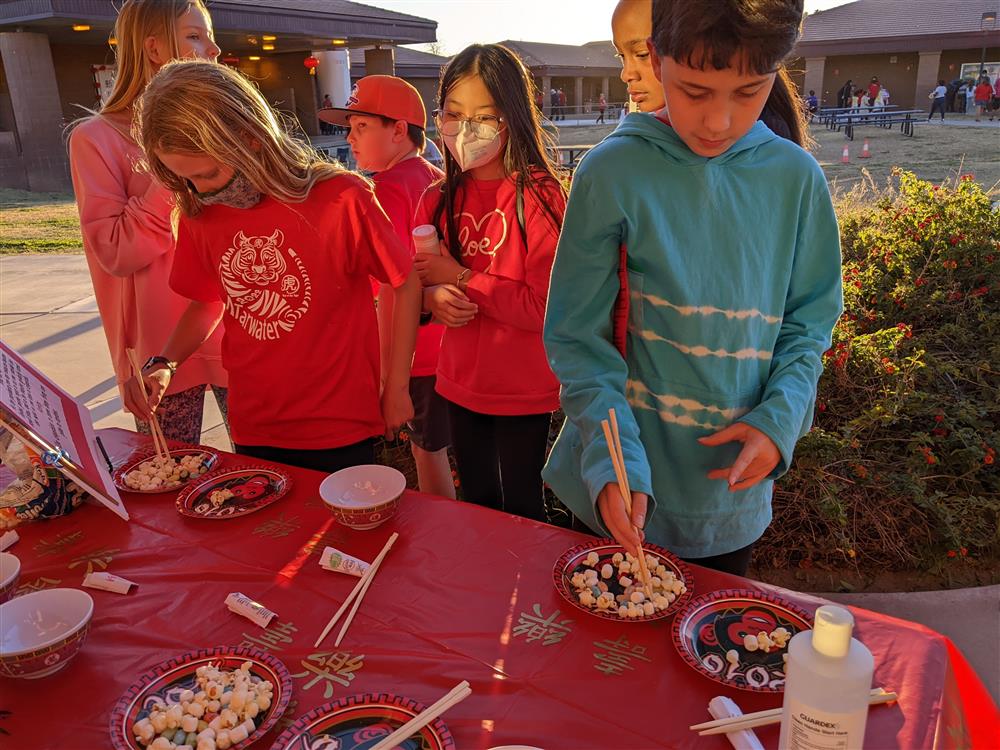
692,687,898,736
601,408,654,597
369,680,472,750
314,532,399,648
125,348,170,461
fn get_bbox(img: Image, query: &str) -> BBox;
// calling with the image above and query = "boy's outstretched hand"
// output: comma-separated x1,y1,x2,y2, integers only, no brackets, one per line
699,423,780,491
597,482,648,558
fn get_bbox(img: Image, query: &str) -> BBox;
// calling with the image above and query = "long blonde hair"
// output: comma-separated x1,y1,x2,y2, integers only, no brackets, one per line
102,0,208,115
137,59,345,216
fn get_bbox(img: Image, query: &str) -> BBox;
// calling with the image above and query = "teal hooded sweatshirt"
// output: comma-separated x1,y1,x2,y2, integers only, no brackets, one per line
542,114,843,559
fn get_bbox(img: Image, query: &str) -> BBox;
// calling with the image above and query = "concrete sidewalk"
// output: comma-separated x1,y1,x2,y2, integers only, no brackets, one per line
1,253,998,705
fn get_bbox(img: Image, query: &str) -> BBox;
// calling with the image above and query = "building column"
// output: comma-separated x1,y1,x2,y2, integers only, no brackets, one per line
541,74,552,117
314,49,351,108
803,56,826,105
364,47,395,76
601,76,609,99
0,31,69,191
914,51,942,112
574,76,584,118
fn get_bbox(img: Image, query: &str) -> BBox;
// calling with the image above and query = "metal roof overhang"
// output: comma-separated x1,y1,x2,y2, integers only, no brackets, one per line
795,30,1000,58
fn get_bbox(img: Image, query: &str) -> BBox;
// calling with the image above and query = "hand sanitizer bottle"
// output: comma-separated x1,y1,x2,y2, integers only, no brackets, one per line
779,605,874,749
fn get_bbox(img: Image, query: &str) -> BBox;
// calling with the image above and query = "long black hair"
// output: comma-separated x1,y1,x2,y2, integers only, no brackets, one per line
651,0,808,147
431,44,566,261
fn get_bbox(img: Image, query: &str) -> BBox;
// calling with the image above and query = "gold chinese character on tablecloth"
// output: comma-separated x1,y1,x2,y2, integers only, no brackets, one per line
237,620,298,652
15,576,62,596
291,651,365,699
33,530,83,558
67,546,119,576
592,634,652,676
253,513,301,539
511,603,574,646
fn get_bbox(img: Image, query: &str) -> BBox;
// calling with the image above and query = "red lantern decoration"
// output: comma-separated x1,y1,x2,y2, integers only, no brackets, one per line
304,55,319,76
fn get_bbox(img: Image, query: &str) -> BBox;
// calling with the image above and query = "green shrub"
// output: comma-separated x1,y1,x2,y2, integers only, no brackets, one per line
758,170,999,571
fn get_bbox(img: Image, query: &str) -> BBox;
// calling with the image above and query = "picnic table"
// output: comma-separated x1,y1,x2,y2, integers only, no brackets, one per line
3,427,997,749
816,105,900,127
555,144,595,170
824,108,924,140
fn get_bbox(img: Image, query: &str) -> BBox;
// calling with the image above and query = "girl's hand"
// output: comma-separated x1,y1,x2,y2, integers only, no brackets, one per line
415,250,465,287
699,423,780,491
122,367,171,419
597,483,648,557
380,381,414,440
424,284,478,327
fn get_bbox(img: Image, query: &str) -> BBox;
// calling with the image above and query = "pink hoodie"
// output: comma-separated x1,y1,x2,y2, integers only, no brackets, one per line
68,113,226,398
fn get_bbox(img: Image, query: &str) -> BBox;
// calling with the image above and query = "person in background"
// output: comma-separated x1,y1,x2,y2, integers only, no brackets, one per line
928,79,947,121
558,88,568,119
973,76,992,122
319,93,333,135
965,79,977,114
318,75,454,498
992,75,1000,120
597,92,608,124
805,89,818,121
876,83,889,108
837,79,853,109
68,0,228,446
867,76,880,104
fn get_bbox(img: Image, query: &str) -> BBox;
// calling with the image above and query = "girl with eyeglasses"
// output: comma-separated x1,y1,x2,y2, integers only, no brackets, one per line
413,43,567,523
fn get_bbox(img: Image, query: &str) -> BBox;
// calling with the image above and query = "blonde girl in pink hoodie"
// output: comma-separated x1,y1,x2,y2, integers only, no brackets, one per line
69,0,228,445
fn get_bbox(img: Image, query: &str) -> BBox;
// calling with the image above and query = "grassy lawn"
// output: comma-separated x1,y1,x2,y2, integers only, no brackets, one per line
553,115,1000,191
2,118,995,255
1,188,82,255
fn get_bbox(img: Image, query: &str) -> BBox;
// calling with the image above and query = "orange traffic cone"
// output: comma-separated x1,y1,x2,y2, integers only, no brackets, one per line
859,138,872,158
841,145,850,163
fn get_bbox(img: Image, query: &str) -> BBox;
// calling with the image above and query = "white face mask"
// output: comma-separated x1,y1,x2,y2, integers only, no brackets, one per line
442,120,505,172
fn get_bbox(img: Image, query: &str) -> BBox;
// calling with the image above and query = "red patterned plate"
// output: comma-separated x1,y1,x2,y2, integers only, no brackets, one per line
109,646,292,750
113,447,221,494
671,588,813,692
271,692,456,750
552,538,693,623
175,465,291,519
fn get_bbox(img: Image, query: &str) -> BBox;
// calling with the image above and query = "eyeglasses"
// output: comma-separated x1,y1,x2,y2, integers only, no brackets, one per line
433,109,504,139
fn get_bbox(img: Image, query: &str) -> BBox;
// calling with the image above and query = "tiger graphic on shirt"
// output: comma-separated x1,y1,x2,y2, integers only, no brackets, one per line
219,229,312,341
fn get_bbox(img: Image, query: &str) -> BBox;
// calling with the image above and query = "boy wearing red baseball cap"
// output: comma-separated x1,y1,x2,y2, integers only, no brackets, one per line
319,76,455,498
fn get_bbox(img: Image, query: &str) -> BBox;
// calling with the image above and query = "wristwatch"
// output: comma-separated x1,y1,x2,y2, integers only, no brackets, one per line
142,355,177,376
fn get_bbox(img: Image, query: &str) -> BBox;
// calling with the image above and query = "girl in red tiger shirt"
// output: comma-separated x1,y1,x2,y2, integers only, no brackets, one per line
414,44,567,522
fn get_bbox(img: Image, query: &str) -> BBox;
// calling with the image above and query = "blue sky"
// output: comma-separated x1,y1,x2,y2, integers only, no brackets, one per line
365,0,853,54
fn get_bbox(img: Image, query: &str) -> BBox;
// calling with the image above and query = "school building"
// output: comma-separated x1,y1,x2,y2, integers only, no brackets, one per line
0,0,437,192
498,40,628,117
794,0,1000,109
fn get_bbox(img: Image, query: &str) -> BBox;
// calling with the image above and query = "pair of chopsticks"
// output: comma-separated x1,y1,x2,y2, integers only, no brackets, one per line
691,687,898,736
369,681,471,750
315,532,398,648
600,407,653,597
126,349,170,460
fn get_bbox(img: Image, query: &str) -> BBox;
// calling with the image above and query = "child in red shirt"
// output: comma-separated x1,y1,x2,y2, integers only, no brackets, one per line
414,44,567,522
319,75,453,498
125,60,421,473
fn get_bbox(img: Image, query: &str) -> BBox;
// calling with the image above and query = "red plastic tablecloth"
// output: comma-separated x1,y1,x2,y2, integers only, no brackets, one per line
2,428,997,749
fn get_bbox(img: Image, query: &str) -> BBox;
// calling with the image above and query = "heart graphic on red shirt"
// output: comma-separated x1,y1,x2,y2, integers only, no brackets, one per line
456,209,507,260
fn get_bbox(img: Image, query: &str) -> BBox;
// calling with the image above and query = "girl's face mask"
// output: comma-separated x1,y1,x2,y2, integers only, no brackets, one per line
439,117,507,172
196,171,262,209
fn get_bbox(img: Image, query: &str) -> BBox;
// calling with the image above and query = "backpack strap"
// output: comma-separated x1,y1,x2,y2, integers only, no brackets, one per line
515,173,526,240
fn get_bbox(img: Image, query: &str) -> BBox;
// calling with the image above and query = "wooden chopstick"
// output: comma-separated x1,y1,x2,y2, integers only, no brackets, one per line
314,532,398,648
694,688,897,736
603,409,654,596
333,531,399,646
369,681,472,750
125,348,169,460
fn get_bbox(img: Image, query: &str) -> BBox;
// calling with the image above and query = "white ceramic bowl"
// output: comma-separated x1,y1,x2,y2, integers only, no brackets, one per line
320,464,406,530
0,587,93,679
0,552,19,603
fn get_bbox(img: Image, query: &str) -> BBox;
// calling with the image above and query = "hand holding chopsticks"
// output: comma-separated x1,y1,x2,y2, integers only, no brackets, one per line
315,532,398,648
601,407,654,597
368,681,471,750
125,348,170,461
690,687,898,736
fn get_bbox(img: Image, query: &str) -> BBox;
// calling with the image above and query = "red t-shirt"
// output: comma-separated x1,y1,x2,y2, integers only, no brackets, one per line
414,173,565,415
170,173,412,449
372,156,445,378
974,83,992,102
868,82,880,102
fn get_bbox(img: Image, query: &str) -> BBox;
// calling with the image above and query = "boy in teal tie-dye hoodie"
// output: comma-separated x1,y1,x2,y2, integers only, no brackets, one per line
543,0,843,575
